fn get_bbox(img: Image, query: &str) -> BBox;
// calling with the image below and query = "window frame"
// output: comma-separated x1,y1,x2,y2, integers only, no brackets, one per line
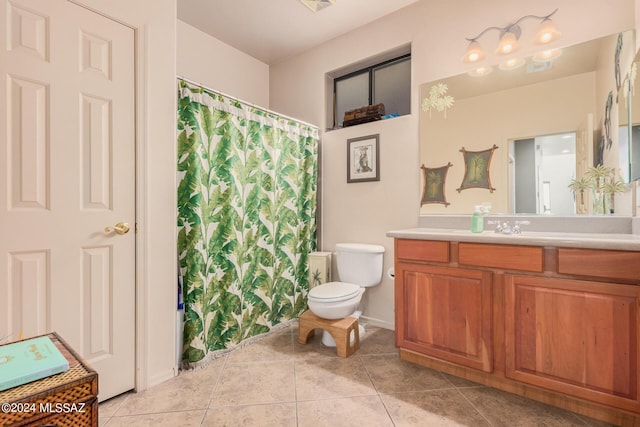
332,53,411,129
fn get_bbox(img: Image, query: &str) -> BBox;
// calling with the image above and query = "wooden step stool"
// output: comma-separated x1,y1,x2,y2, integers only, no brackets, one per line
297,310,359,357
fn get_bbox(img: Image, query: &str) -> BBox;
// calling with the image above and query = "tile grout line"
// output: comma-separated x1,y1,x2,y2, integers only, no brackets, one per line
103,325,614,426
108,408,210,419
292,330,301,427
454,386,496,427
101,390,131,419
200,353,231,426
357,353,397,426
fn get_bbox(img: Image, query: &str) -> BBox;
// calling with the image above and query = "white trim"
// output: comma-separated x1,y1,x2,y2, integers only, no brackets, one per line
67,0,153,394
68,0,179,396
134,23,149,393
148,368,177,389
68,0,158,391
359,315,393,331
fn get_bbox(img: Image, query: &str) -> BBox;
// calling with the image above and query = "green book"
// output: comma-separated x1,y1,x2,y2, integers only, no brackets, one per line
0,336,70,391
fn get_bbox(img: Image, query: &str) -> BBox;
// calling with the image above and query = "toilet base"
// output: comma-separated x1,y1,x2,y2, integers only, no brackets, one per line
297,310,360,357
321,324,365,348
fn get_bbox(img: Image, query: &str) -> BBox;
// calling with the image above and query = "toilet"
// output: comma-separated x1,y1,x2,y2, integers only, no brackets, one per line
307,243,385,347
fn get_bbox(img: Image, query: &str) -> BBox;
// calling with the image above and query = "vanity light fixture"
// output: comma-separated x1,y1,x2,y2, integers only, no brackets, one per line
532,48,562,63
468,66,493,77
498,57,526,71
462,9,561,64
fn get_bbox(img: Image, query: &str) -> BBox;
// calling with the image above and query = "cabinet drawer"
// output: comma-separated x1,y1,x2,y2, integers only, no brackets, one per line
396,239,449,263
459,243,543,272
558,248,640,282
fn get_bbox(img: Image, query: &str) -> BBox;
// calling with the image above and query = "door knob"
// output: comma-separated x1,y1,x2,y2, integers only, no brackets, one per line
104,222,130,235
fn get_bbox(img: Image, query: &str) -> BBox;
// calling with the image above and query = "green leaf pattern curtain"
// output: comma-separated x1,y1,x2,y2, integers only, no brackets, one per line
177,80,318,367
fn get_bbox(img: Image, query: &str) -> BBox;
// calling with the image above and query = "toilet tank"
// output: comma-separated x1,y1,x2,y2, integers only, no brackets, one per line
335,243,385,287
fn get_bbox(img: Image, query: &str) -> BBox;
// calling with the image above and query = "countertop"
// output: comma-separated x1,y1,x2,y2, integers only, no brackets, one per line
386,228,640,251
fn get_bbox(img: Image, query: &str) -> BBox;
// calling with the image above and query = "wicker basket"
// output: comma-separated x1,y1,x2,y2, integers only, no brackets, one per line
0,332,98,427
343,103,385,127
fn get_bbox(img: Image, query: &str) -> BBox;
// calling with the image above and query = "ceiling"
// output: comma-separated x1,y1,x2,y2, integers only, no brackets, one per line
177,0,420,64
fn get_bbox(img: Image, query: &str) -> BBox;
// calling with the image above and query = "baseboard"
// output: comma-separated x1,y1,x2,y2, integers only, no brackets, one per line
359,315,393,330
145,368,177,390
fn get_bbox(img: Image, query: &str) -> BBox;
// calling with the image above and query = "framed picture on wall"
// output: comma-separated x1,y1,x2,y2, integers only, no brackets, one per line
347,134,380,183
421,163,452,206
456,144,498,193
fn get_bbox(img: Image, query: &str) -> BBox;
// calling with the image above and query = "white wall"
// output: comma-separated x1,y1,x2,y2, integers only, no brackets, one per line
321,115,417,327
73,0,177,389
177,20,270,107
270,0,635,329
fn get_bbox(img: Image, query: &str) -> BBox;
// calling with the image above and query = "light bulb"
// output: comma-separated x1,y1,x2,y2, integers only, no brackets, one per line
497,31,521,55
462,40,485,63
532,48,562,63
498,57,526,70
468,66,493,77
535,18,561,44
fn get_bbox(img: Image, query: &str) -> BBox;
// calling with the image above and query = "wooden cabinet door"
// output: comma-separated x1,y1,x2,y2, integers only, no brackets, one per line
505,275,640,412
395,262,493,372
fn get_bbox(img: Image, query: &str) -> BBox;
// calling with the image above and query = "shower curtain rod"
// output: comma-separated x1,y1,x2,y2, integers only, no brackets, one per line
176,75,319,130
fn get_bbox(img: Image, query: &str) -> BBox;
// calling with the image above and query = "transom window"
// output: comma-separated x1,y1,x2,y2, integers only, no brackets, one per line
331,52,411,129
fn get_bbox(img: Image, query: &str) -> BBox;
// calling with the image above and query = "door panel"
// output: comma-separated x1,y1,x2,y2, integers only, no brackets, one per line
395,262,493,372
505,274,639,411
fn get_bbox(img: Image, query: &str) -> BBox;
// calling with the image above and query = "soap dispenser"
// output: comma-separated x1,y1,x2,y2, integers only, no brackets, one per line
471,205,484,233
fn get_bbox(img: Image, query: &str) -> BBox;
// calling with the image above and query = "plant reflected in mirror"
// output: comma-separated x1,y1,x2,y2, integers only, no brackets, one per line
569,165,628,214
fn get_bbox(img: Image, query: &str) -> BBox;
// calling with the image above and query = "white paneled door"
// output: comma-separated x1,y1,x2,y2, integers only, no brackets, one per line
0,0,136,400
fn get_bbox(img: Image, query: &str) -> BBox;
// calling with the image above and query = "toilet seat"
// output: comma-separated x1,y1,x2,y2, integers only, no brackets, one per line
308,282,360,303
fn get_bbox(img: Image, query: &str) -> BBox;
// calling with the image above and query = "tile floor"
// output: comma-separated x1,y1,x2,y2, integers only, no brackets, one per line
99,323,616,426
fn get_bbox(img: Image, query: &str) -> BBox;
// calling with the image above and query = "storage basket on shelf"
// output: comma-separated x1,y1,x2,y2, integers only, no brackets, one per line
0,332,98,427
343,103,385,127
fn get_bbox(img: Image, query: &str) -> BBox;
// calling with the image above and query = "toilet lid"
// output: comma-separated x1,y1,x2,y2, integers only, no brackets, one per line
308,282,361,303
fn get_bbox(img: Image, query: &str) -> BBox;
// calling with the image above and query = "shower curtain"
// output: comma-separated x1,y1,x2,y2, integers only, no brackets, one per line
177,79,318,367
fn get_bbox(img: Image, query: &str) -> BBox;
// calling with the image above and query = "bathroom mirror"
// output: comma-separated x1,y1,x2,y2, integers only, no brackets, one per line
419,30,636,215
620,48,640,183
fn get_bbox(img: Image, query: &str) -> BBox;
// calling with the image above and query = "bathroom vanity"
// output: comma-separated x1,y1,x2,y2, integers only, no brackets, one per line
387,227,640,426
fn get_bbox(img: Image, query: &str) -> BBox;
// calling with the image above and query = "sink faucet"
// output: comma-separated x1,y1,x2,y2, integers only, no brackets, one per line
512,220,530,234
487,220,506,234
487,220,530,235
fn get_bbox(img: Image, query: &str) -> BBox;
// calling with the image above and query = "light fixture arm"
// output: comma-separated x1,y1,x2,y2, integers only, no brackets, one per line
465,26,508,43
465,8,558,42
